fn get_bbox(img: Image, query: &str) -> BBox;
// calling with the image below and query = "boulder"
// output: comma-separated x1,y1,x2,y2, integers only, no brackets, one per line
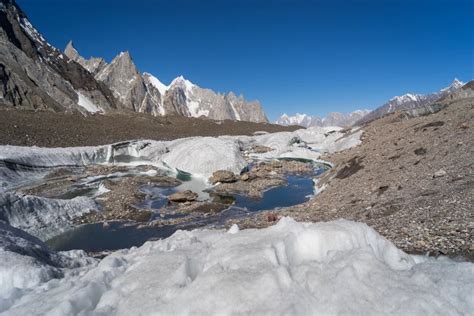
168,190,198,203
209,170,238,184
433,169,447,178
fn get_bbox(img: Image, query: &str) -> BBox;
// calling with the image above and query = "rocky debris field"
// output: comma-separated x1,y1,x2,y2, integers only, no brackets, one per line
231,98,474,260
76,174,181,224
18,164,181,224
0,108,299,147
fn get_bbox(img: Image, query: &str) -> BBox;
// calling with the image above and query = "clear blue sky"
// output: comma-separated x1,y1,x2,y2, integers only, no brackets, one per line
18,0,473,120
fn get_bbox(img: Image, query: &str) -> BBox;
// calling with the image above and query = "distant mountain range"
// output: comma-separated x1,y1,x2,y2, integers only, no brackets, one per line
354,79,464,125
0,0,267,122
276,79,465,128
276,110,370,128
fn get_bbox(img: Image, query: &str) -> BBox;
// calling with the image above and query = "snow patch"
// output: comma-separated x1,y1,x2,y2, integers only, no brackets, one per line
171,75,195,94
144,72,169,96
19,18,45,45
227,224,240,234
229,100,241,121
77,92,102,113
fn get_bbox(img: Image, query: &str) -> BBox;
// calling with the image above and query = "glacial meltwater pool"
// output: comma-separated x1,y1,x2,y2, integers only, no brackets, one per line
46,161,329,252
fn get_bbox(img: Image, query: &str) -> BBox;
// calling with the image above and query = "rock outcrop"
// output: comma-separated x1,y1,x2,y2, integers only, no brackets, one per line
0,0,119,113
168,190,198,203
95,51,150,112
64,41,106,75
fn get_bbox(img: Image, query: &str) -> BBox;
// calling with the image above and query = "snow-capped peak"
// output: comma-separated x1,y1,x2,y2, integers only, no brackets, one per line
143,72,169,96
276,109,370,128
441,78,464,92
351,109,371,115
295,113,308,120
170,75,195,93
389,93,421,105
451,78,464,87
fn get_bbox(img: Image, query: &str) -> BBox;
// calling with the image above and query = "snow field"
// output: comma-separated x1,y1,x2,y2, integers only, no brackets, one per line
2,218,473,315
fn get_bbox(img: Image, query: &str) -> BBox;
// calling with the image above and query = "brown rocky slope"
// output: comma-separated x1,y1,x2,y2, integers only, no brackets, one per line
0,108,299,147
233,85,474,259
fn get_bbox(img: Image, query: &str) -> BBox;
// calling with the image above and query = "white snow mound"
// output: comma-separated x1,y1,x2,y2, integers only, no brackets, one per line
163,137,246,177
3,218,473,315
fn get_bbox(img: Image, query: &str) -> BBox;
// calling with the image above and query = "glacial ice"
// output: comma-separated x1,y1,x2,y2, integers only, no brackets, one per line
0,193,98,240
0,126,359,185
163,137,247,177
1,218,472,315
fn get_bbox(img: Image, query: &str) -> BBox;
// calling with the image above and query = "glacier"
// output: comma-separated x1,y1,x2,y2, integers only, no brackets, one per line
0,127,473,315
0,127,360,240
0,192,98,240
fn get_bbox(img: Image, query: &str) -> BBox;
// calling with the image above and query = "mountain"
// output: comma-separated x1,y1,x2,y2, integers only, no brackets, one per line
277,79,465,128
0,0,119,114
65,41,269,122
276,110,370,128
94,51,152,113
0,0,268,123
355,79,464,125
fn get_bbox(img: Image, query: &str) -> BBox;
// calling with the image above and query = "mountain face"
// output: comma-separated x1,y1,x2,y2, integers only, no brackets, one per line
94,51,151,113
64,41,106,75
156,76,268,122
0,0,119,114
355,79,464,125
64,42,269,122
276,110,370,128
0,0,268,122
65,41,268,121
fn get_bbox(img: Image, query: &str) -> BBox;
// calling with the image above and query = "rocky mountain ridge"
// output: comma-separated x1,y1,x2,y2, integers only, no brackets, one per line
276,79,466,128
0,0,119,114
355,78,465,125
65,42,268,122
0,0,267,122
